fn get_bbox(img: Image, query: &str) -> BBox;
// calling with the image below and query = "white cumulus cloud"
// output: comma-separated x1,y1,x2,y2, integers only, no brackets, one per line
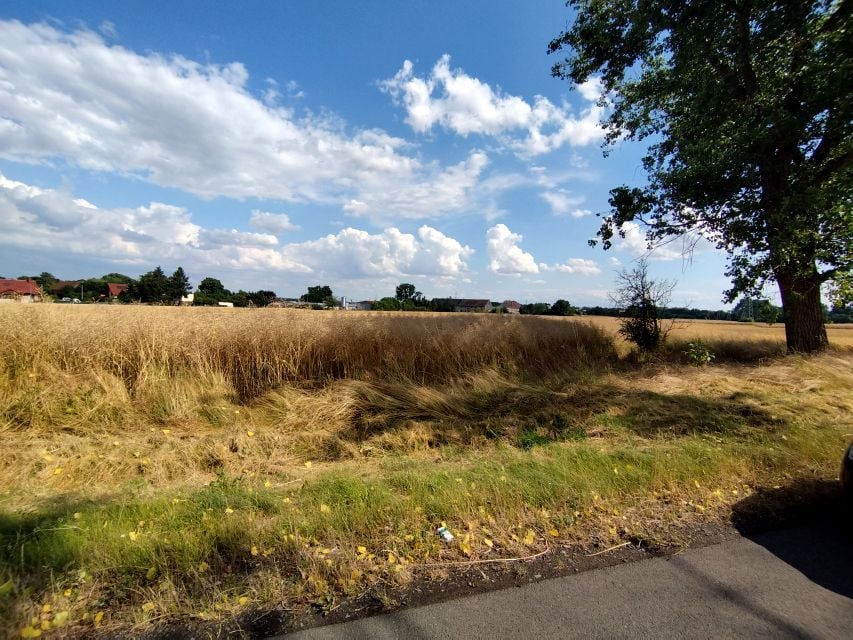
281,226,472,277
249,210,300,233
0,171,472,279
540,189,591,218
381,55,606,156
540,258,601,276
0,20,502,221
486,224,539,274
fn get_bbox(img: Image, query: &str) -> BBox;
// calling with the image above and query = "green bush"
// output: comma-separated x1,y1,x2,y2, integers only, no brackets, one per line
684,340,715,366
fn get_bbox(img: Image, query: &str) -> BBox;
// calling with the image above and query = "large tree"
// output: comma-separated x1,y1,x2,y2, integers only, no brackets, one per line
168,267,192,303
549,0,852,352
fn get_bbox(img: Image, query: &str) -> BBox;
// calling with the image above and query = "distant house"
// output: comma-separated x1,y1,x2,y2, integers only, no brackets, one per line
217,301,234,308
106,282,129,300
456,299,491,313
501,300,521,314
354,300,375,310
180,293,194,305
0,279,42,303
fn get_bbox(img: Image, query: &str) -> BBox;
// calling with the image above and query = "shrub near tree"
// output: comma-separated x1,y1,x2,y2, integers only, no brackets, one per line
611,260,676,351
549,0,852,353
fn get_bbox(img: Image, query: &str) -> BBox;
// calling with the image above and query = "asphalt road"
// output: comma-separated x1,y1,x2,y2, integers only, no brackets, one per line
282,522,853,639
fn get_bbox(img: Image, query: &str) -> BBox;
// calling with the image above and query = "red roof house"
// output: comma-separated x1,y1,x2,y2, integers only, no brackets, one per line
106,282,129,298
0,279,42,303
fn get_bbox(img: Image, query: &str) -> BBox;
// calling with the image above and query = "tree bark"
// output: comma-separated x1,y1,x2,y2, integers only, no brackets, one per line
777,272,828,353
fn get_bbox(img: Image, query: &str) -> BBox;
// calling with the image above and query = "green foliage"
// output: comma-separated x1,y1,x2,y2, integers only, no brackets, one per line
732,298,784,325
372,296,401,311
520,302,551,315
395,283,427,308
248,290,276,307
197,277,228,299
301,285,333,303
395,283,416,301
684,341,715,367
134,267,171,304
550,0,852,352
101,272,134,285
429,298,457,312
550,299,576,316
35,272,57,289
169,267,191,301
826,272,852,311
517,430,551,450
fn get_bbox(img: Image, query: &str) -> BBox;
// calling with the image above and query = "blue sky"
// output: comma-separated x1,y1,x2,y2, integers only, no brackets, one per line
0,0,737,306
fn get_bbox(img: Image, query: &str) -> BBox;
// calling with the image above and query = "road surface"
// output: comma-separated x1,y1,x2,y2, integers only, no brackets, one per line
282,522,853,639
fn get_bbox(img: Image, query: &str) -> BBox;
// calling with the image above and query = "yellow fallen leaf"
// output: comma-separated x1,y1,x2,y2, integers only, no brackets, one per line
357,545,367,555
263,480,271,488
53,611,69,627
53,468,62,476
94,611,104,627
483,537,493,548
319,503,331,513
41,604,51,613
63,589,72,597
225,507,234,514
250,545,259,556
19,626,41,638
198,561,209,572
128,531,138,542
141,602,155,612
609,526,618,536
161,429,171,434
693,480,701,488
549,528,559,537
523,529,536,546
146,567,157,580
72,512,81,520
39,621,51,631
387,552,397,564
404,534,414,542
304,461,312,468
247,431,254,437
238,596,249,606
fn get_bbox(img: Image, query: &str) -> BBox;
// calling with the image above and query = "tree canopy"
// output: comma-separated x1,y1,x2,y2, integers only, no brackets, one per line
549,0,852,352
300,285,333,304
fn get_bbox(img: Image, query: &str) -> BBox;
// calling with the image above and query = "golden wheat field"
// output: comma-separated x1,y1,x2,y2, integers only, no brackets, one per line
1,304,852,637
569,313,853,347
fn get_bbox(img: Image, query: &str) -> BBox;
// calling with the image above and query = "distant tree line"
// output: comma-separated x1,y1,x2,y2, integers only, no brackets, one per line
10,271,852,322
16,268,276,307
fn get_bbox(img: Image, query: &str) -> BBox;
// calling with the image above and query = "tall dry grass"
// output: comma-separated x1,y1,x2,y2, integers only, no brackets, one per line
0,305,615,428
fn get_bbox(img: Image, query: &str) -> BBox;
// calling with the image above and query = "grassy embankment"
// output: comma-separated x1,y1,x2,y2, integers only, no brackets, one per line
1,305,851,637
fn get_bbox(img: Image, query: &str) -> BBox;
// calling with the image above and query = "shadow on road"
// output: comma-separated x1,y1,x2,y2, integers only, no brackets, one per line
732,479,853,599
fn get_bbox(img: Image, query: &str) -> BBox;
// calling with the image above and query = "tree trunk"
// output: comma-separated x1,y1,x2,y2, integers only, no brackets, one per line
777,272,828,353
